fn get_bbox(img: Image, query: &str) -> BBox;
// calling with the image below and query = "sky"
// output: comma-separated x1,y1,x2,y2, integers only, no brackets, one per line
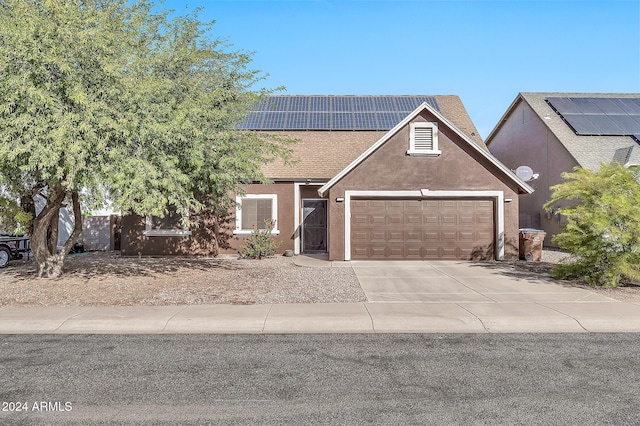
162,0,640,139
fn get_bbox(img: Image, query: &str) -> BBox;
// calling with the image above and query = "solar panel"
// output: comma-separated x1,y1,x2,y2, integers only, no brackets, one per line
332,112,353,129
376,112,402,129
266,96,289,111
560,114,600,135
373,97,396,112
240,95,440,130
547,97,583,114
615,115,640,130
546,97,640,136
309,96,330,112
571,98,602,114
288,96,308,112
332,96,352,112
260,112,286,129
589,98,626,114
587,115,624,134
615,98,640,115
286,112,308,129
353,113,378,130
308,112,331,129
395,96,419,112
353,97,374,112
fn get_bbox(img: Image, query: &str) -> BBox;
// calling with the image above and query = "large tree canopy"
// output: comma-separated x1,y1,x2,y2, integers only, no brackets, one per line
0,0,292,277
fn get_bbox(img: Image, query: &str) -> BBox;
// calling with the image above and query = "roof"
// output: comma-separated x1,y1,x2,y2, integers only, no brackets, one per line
239,95,440,131
256,95,485,179
613,145,640,167
318,102,533,196
486,92,640,171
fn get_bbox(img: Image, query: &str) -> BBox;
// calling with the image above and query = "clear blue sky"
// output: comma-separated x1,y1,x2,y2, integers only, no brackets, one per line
163,0,640,139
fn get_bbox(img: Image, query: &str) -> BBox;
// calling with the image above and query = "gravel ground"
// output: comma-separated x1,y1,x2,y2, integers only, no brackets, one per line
0,252,365,306
1,249,639,306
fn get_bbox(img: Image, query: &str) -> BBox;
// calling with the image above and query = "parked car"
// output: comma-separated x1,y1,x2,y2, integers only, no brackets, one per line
0,233,31,268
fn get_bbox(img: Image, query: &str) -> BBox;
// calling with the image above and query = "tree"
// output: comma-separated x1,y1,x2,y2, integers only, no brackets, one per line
0,0,292,278
544,163,640,287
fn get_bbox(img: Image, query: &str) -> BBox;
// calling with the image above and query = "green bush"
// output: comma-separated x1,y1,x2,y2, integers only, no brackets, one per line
544,163,640,287
240,219,280,259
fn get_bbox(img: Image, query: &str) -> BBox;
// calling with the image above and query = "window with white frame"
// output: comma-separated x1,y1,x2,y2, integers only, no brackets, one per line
144,204,191,236
407,122,441,156
234,194,279,234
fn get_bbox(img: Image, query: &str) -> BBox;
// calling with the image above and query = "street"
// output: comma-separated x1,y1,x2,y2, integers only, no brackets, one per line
1,334,639,425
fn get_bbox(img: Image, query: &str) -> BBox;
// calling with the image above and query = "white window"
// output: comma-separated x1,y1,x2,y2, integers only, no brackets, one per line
407,122,441,156
144,205,191,236
234,194,279,235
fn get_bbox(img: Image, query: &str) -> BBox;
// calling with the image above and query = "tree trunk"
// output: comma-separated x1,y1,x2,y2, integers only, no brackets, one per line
31,184,83,278
212,215,221,257
47,210,59,255
31,185,64,277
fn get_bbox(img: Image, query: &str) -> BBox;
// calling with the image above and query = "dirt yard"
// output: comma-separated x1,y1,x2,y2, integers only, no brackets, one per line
1,250,639,306
0,252,365,306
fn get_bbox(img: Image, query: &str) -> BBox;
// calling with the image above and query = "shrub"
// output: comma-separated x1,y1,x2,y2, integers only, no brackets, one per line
544,163,640,287
240,219,280,259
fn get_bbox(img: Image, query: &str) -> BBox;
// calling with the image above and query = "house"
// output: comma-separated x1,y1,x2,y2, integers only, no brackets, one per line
485,92,640,247
121,95,533,260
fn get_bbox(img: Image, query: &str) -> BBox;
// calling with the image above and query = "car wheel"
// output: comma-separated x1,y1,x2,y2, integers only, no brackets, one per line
0,246,10,268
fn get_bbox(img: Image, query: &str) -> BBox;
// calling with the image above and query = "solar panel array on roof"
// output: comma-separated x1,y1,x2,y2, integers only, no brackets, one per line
546,97,640,136
237,95,440,130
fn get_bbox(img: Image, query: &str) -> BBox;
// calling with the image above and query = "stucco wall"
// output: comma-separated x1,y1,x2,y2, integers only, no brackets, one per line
326,110,521,260
487,99,579,246
120,183,297,257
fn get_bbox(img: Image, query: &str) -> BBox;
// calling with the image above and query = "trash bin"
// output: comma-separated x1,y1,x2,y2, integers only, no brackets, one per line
519,229,546,261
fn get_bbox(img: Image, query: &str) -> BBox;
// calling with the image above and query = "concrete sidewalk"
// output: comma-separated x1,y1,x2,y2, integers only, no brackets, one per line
2,256,640,334
2,300,640,334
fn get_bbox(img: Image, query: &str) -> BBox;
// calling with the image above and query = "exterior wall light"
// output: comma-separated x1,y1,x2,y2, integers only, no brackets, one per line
335,197,344,203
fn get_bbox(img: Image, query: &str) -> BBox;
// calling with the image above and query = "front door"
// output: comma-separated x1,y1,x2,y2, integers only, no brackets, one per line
302,199,327,253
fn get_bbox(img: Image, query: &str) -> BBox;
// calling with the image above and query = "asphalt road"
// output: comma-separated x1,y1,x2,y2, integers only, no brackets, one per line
1,334,640,425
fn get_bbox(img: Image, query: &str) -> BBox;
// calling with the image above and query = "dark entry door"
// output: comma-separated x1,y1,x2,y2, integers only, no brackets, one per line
302,199,327,253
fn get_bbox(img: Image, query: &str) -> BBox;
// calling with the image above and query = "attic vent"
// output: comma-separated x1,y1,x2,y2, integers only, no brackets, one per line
408,122,441,156
414,127,434,150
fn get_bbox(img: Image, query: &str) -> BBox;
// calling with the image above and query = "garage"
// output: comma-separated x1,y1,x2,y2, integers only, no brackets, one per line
350,198,495,260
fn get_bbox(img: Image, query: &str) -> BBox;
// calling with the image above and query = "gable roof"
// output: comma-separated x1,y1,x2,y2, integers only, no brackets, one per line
254,95,485,179
486,92,640,171
318,102,533,196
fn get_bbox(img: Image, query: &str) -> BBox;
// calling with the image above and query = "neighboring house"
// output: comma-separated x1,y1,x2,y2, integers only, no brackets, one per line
121,95,532,261
486,92,640,247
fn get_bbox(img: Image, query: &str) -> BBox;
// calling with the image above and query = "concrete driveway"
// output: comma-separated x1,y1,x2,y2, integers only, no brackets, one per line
351,260,612,304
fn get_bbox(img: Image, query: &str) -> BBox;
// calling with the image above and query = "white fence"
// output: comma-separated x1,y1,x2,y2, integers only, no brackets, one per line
80,215,120,251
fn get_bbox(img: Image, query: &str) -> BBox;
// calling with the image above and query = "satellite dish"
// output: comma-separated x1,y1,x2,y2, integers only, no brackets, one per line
515,165,535,182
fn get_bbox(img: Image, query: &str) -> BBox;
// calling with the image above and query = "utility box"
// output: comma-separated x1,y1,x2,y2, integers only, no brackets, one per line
519,229,546,261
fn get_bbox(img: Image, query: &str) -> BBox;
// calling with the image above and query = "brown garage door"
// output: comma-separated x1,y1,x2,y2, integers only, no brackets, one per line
350,198,495,260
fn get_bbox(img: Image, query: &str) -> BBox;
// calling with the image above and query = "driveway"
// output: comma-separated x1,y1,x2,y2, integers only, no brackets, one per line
351,260,613,304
